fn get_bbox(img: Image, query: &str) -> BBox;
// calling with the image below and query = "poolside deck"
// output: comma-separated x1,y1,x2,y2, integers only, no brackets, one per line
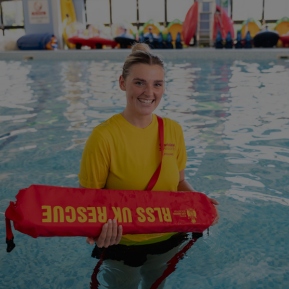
0,48,289,61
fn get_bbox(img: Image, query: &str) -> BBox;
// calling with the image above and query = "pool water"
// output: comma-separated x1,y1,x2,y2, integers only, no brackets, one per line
0,55,289,289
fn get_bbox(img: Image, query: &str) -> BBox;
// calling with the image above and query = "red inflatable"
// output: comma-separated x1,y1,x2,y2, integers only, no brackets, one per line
68,36,117,49
182,3,234,45
182,1,199,45
280,33,289,47
213,6,235,40
5,184,217,252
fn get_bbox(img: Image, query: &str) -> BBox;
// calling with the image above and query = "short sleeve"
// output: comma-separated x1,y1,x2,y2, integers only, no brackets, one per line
78,129,110,189
176,124,187,171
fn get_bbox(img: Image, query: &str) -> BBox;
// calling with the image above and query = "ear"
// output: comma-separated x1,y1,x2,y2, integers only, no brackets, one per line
119,75,126,91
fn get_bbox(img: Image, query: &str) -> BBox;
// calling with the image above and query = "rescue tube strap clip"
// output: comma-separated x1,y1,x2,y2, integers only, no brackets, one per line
6,238,15,252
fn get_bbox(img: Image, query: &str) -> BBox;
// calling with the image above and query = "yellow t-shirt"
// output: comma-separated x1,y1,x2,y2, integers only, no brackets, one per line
78,113,187,245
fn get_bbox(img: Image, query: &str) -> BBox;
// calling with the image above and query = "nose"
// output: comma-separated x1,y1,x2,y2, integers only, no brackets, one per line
144,84,154,97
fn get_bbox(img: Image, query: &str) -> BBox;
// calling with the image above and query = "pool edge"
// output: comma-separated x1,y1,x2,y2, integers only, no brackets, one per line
0,48,289,61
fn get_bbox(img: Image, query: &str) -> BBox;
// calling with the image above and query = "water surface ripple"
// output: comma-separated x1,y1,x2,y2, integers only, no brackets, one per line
0,58,288,289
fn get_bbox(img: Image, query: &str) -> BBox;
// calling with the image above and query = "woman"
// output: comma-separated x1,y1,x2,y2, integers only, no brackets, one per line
79,43,219,288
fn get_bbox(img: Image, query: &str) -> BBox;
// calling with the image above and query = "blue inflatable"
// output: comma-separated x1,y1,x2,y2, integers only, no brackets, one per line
215,31,223,49
156,32,165,49
17,33,57,50
175,32,183,49
253,29,279,48
224,31,233,49
244,31,252,49
235,31,243,49
165,32,173,49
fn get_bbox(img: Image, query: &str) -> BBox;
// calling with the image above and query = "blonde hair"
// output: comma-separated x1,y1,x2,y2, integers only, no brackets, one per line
122,43,164,79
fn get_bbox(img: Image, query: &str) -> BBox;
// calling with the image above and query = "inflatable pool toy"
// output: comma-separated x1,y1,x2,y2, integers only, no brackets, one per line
141,20,161,36
182,1,198,45
162,19,184,49
160,32,172,49
17,33,58,50
60,0,77,49
253,29,279,48
66,23,118,49
5,184,217,252
114,36,135,48
68,36,117,49
154,32,163,49
175,32,183,49
46,35,58,50
274,17,289,47
214,31,223,49
279,33,289,47
138,20,161,47
164,19,183,42
182,3,234,46
244,31,252,48
240,18,261,39
224,31,233,48
112,24,136,48
235,30,243,48
213,5,234,41
274,17,289,35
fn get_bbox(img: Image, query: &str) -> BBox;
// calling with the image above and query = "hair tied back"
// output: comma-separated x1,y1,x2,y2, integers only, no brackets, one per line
131,43,151,53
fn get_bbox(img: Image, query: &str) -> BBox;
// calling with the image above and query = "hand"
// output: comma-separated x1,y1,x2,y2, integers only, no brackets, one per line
86,219,123,248
209,198,219,226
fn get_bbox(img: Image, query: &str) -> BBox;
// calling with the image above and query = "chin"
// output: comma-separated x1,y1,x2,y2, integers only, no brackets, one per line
140,106,157,113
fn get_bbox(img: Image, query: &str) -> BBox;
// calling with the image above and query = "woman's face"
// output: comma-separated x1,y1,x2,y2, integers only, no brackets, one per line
119,63,165,117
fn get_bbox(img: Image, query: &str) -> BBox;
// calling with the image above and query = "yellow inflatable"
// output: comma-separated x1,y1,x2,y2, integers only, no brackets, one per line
274,17,289,35
60,0,77,49
274,17,289,47
164,19,183,42
141,20,161,36
240,18,261,39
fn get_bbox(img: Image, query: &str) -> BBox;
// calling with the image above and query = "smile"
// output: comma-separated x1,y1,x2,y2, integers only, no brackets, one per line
138,98,155,104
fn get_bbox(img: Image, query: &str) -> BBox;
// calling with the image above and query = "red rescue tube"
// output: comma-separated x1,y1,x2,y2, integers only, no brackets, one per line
5,184,217,252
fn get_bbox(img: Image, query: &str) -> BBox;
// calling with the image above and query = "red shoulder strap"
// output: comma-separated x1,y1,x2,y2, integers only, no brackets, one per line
150,233,202,289
146,115,164,191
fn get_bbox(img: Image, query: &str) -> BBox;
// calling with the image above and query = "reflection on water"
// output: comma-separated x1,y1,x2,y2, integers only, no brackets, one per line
223,60,289,206
0,57,289,289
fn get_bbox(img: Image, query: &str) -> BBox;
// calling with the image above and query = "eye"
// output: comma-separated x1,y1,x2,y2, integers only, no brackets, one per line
135,81,144,86
155,82,163,87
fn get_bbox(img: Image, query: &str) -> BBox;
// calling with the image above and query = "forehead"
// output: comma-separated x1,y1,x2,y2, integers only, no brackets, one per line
128,63,164,80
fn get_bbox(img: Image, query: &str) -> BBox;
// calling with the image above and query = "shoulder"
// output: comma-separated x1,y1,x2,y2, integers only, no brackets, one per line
162,117,183,131
87,114,122,142
91,114,121,134
161,116,185,140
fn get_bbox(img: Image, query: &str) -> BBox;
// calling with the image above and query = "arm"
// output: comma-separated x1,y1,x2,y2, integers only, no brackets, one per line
177,170,195,191
178,170,219,225
79,131,123,247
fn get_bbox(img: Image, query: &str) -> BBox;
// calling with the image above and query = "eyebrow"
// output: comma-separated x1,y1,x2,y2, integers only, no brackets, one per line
133,78,164,83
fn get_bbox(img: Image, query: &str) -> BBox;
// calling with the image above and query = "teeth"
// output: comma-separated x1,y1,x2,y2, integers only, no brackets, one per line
139,99,154,104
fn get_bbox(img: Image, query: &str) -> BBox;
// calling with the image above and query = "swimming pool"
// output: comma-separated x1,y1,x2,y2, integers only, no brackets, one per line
0,49,289,289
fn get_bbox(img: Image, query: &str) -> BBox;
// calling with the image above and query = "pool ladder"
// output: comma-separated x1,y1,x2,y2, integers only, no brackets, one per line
197,0,216,47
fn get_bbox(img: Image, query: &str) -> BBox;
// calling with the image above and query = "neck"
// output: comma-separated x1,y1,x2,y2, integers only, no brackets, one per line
121,110,153,128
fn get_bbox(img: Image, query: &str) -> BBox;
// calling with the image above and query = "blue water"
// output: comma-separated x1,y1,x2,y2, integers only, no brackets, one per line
0,56,289,289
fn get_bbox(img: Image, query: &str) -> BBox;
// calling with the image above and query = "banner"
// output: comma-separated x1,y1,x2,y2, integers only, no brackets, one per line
28,0,50,24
